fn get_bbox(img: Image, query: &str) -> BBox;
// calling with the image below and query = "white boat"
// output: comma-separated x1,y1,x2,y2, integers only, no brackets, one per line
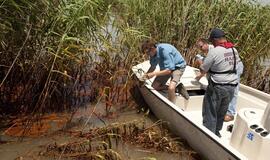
132,61,270,160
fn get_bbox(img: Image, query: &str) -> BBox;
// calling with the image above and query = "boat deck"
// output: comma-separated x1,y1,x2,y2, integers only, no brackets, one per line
185,110,234,144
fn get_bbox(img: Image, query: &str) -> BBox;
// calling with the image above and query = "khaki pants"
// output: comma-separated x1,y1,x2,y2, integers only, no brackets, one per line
153,68,185,85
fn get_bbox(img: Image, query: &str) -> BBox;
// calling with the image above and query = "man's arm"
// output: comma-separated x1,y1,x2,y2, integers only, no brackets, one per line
147,65,156,73
194,52,212,80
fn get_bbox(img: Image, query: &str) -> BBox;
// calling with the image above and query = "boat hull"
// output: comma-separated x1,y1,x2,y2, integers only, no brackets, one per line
132,61,270,159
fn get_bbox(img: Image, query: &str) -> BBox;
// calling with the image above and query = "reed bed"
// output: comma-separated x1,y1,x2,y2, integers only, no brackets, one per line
0,0,269,131
0,0,112,115
113,0,270,89
1,1,269,159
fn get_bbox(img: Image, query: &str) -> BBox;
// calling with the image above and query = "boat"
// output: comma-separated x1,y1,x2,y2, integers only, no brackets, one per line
132,61,270,160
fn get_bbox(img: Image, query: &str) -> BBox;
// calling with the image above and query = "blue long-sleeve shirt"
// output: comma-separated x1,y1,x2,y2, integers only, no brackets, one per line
150,43,186,70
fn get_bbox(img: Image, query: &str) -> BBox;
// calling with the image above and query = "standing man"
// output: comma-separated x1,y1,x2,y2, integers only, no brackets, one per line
141,40,189,103
196,37,244,122
195,38,214,79
195,28,240,137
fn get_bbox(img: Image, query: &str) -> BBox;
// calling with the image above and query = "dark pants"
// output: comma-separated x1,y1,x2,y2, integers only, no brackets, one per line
202,82,236,136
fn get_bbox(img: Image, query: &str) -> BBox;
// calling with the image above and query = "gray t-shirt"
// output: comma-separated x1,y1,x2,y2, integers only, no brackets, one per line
201,46,240,84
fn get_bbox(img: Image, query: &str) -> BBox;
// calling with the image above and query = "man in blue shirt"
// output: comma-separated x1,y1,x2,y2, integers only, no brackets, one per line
141,40,189,103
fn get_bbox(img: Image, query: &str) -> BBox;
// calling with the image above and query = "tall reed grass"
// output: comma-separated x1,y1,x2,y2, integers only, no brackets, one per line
112,0,270,90
0,0,112,115
0,0,269,117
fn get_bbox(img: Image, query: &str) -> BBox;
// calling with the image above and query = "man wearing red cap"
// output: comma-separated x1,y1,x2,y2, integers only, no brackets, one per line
196,28,242,137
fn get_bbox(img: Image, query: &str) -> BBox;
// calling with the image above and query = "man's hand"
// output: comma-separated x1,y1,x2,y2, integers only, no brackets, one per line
147,72,156,79
195,59,203,66
141,74,149,81
195,73,205,81
142,72,155,80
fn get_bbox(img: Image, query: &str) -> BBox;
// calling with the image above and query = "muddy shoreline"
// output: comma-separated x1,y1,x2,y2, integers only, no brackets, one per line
0,102,200,160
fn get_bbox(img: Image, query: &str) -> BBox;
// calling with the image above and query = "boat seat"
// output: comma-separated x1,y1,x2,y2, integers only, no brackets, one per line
230,104,270,160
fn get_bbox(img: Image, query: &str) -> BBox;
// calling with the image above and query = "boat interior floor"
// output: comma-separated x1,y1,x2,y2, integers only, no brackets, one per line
160,91,238,144
185,111,235,143
159,90,235,142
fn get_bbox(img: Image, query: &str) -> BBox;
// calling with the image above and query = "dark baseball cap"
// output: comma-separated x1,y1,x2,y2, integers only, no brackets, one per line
208,28,225,40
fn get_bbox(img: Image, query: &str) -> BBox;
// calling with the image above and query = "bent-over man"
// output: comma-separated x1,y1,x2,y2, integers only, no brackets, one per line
141,40,189,103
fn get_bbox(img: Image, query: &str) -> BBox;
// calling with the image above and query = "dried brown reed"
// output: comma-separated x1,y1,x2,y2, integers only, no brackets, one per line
42,120,197,159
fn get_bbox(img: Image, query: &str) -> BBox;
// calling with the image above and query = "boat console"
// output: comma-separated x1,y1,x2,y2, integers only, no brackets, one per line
230,103,270,160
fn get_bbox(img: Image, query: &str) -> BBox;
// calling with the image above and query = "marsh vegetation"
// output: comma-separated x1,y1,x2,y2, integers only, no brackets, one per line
0,0,270,159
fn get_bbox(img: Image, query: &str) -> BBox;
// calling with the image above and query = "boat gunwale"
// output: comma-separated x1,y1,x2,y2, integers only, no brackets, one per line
239,84,270,102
